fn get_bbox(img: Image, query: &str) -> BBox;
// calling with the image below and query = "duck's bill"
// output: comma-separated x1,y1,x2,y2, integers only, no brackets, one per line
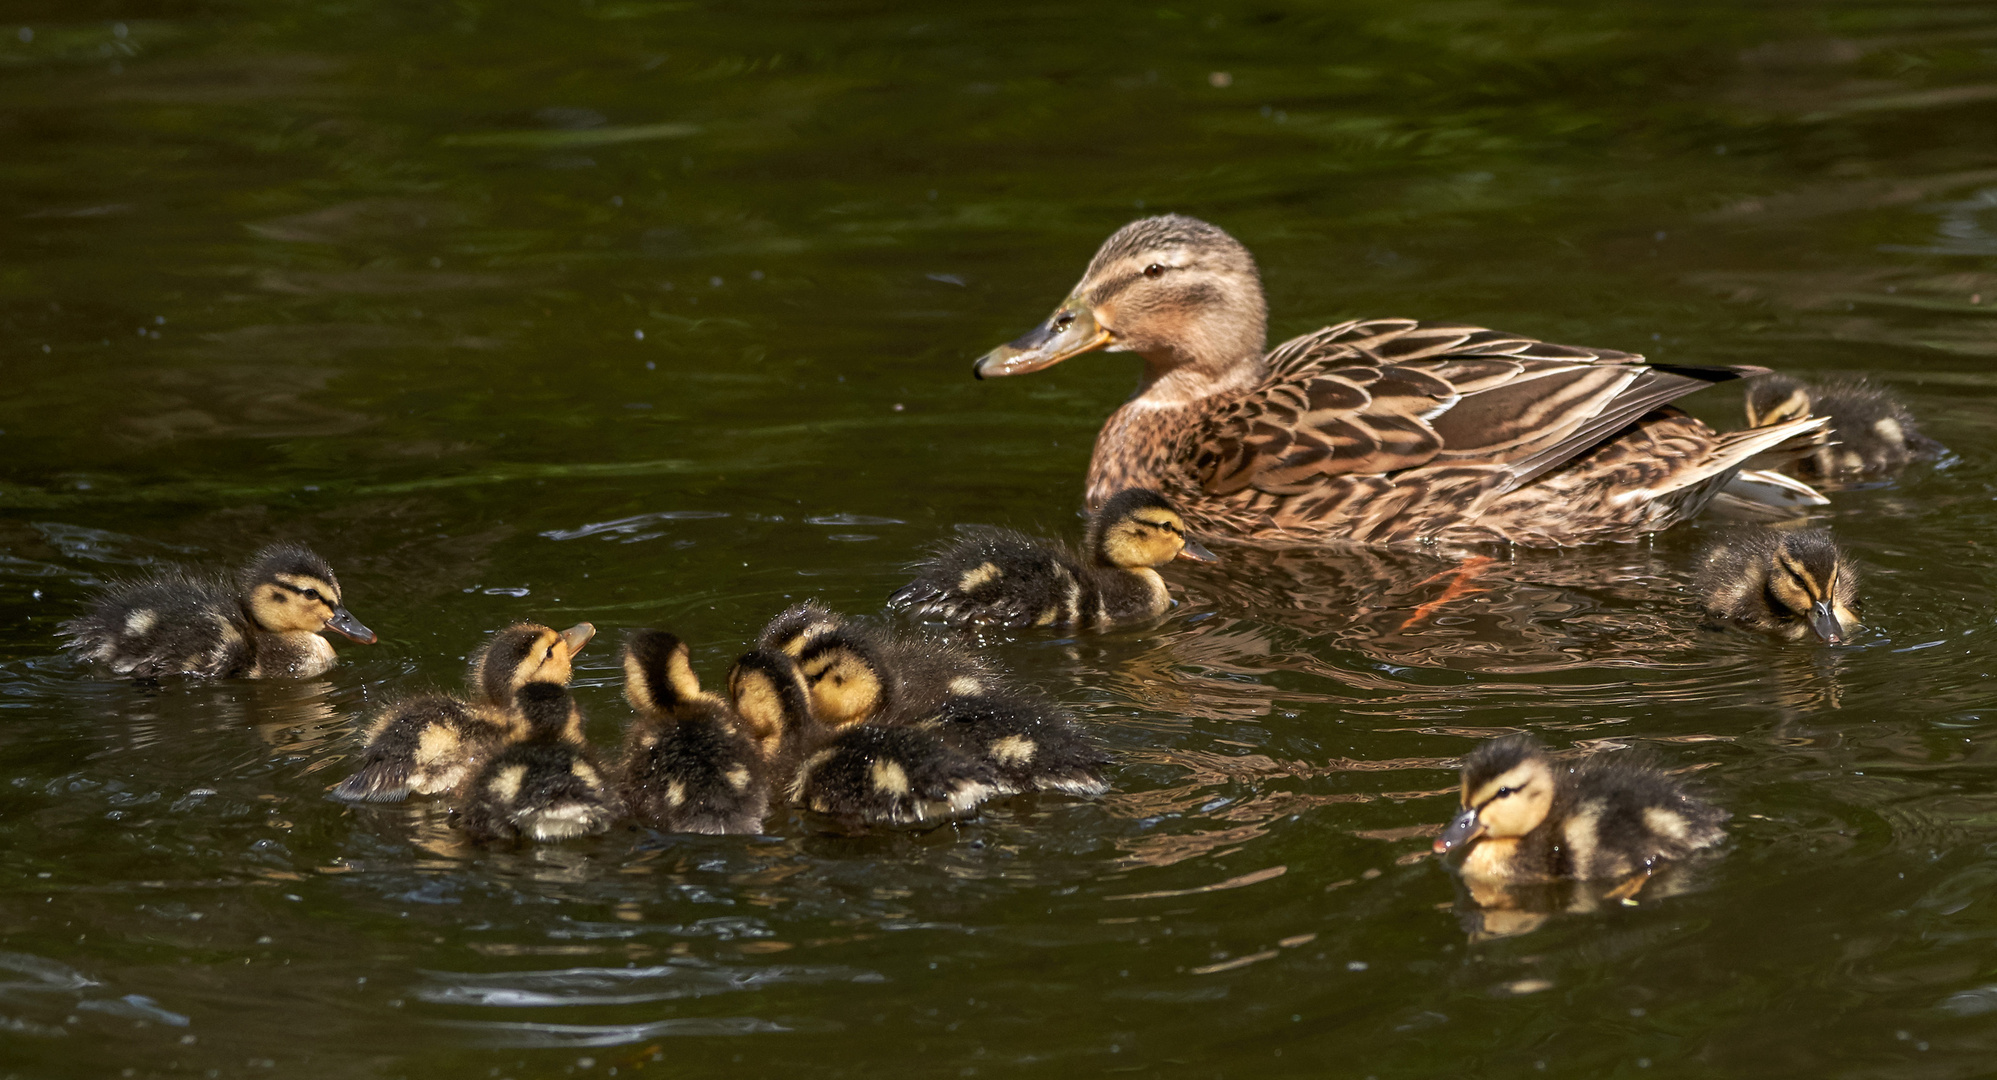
973,304,1112,379
1433,806,1483,854
325,608,377,644
1176,539,1220,564
559,621,597,655
1809,602,1846,645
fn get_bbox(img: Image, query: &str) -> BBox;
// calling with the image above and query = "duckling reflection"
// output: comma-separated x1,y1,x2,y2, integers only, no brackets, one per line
1697,528,1860,644
1432,735,1727,936
1747,373,1945,483
890,487,1216,630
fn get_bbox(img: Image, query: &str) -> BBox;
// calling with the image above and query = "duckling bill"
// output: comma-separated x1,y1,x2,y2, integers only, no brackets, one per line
890,487,1215,630
1434,735,1727,885
62,542,373,679
1697,527,1860,644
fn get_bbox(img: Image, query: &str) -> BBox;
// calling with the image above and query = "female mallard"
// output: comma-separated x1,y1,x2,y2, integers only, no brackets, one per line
974,215,1827,548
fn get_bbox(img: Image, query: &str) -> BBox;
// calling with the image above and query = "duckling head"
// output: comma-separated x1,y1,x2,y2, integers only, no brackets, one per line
1434,735,1557,855
470,621,596,705
1746,374,1813,427
1091,488,1219,569
728,648,814,762
1757,530,1861,644
975,215,1268,391
240,543,376,644
621,629,715,715
514,681,584,741
794,629,890,729
759,601,846,657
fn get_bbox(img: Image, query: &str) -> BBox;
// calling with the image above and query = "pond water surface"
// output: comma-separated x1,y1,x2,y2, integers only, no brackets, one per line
6,1,1997,1077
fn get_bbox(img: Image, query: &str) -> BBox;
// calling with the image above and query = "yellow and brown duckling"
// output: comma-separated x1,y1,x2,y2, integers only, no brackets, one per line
61,542,375,679
1697,528,1860,644
889,488,1218,630
331,621,595,803
793,621,995,728
616,630,768,835
728,647,1001,826
974,214,1828,547
1747,373,1945,481
456,682,615,844
1433,735,1728,885
927,688,1112,798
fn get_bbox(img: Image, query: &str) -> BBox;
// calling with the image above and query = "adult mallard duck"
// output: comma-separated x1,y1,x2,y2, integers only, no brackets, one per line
974,215,1828,548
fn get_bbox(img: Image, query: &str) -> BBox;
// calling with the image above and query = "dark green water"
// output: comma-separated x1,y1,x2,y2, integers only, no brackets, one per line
5,0,1997,1075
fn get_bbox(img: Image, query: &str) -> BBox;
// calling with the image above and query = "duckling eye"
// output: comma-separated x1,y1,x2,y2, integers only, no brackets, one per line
1494,786,1516,799
300,588,321,602
544,646,555,660
1143,263,1166,278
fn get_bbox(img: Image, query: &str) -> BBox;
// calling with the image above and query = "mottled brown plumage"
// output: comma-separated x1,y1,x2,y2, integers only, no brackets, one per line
975,214,1828,547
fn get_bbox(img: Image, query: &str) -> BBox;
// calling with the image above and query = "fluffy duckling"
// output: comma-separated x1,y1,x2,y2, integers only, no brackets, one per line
1747,374,1944,480
1697,528,1861,644
616,631,768,835
331,622,595,802
456,682,615,844
61,542,375,679
926,689,1112,797
727,648,1001,826
793,622,994,728
889,488,1218,630
1433,735,1728,885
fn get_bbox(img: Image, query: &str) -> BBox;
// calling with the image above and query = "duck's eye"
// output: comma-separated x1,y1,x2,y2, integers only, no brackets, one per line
1143,263,1166,278
300,589,321,602
1494,786,1516,799
1052,311,1075,330
544,646,555,660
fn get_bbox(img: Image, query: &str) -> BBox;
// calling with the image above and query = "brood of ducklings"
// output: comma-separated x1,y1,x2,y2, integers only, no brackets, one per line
728,647,1004,826
1432,735,1728,885
331,622,595,803
1748,373,1944,480
889,488,1218,630
616,630,768,835
793,622,994,728
457,682,614,843
1697,527,1860,645
61,542,375,679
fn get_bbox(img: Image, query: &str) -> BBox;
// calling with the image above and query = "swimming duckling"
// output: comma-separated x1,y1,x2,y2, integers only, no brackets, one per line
727,648,1002,826
890,488,1218,630
616,630,768,835
1432,734,1728,885
456,682,614,844
926,689,1112,797
1697,527,1861,644
1748,374,1944,480
61,542,375,679
756,601,846,656
793,622,994,728
331,621,596,802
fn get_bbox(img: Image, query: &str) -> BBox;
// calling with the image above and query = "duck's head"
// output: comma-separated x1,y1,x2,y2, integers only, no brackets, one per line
469,621,596,705
1745,374,1813,427
1434,735,1557,855
1757,529,1860,644
758,601,846,657
1090,488,1219,569
240,543,375,644
514,680,585,741
794,628,891,729
728,648,814,761
974,215,1268,393
621,629,716,716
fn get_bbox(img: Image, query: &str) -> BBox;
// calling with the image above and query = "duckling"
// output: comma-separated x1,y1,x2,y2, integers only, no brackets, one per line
61,542,375,679
926,689,1112,797
889,488,1219,630
756,601,846,656
1696,527,1860,644
616,630,768,835
330,622,595,803
1747,374,1945,480
456,682,615,844
793,622,994,728
1432,734,1728,885
727,648,1002,826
